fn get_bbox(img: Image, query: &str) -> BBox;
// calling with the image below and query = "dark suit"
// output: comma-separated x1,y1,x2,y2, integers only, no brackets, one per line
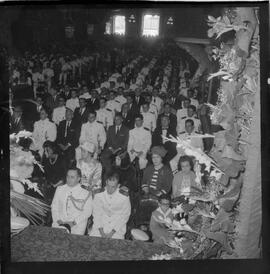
45,94,60,115
87,98,100,111
156,113,177,131
134,96,145,109
101,124,129,174
56,119,79,168
122,111,135,130
152,126,177,163
170,96,183,111
73,107,90,126
106,124,129,151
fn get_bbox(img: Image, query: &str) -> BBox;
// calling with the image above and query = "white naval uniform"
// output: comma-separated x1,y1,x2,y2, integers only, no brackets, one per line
79,121,106,149
170,131,204,173
140,103,158,120
32,118,57,156
96,108,114,130
66,97,79,112
128,126,151,169
176,108,188,124
106,100,121,115
141,111,156,132
114,95,127,109
89,188,131,239
51,183,93,235
52,106,67,126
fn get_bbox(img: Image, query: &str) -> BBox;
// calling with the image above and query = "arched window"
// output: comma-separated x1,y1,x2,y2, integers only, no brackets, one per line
142,14,160,37
113,15,126,35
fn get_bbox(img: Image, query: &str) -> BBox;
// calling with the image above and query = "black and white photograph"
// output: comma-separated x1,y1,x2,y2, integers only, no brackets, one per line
0,0,269,267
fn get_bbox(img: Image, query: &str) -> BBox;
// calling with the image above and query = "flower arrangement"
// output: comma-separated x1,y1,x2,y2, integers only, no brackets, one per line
10,131,50,229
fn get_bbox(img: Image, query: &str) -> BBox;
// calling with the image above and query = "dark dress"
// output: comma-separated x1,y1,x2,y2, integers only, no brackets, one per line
42,154,67,204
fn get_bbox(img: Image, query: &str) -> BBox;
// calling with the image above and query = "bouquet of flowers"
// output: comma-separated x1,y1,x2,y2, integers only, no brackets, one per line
10,131,50,233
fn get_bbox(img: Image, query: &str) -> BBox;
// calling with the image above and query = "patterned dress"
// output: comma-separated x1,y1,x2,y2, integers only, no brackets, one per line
76,159,102,192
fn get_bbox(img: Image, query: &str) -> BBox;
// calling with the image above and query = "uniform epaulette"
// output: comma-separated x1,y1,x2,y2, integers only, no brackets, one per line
195,131,199,134
119,186,129,197
181,116,187,119
115,100,120,103
179,131,185,134
106,108,112,112
96,121,103,124
144,127,150,131
150,111,155,115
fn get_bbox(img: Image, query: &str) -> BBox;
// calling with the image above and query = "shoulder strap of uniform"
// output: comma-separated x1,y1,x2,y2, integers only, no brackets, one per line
119,186,129,197
106,108,112,112
115,100,120,103
181,116,186,119
144,127,150,131
96,121,103,124
179,131,185,134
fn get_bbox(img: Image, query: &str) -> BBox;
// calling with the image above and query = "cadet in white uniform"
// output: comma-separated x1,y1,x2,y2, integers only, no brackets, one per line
51,168,93,235
142,93,158,120
170,119,204,173
32,108,57,156
66,89,79,112
141,102,156,133
128,114,152,169
52,97,66,126
176,98,191,125
96,97,114,130
89,172,131,239
106,90,122,115
79,110,107,152
151,87,163,114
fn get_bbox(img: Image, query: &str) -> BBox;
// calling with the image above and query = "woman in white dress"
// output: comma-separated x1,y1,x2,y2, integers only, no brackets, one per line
76,142,102,194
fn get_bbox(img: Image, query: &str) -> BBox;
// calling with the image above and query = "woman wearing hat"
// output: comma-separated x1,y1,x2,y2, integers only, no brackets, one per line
76,142,102,193
135,146,173,227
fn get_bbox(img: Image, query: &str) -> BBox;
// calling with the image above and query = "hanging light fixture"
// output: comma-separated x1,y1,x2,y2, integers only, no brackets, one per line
167,16,174,25
128,14,136,23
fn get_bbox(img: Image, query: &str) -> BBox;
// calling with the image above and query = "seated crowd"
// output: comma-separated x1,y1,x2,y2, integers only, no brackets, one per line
10,41,213,244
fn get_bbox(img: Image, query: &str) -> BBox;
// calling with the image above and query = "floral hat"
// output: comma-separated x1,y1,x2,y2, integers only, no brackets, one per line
80,142,96,154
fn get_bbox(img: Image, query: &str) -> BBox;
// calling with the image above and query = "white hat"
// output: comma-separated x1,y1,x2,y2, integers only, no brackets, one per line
131,229,149,241
80,142,96,153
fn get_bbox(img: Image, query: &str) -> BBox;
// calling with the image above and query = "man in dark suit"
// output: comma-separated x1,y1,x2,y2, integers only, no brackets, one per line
101,113,129,175
152,115,177,164
56,108,79,168
87,89,100,111
134,87,145,110
121,102,135,130
59,84,71,100
10,105,27,134
156,103,177,130
126,92,139,118
45,86,60,116
73,96,90,126
168,90,183,112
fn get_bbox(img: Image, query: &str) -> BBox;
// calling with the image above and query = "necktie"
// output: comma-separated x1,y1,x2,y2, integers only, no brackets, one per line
154,98,156,103
116,126,119,135
65,121,70,137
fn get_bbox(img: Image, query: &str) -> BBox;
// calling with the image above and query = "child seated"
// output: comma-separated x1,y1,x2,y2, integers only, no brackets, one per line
149,194,174,245
172,155,196,198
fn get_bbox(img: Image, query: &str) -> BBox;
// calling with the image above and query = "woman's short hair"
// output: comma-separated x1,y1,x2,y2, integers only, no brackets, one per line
177,155,194,171
158,194,171,203
43,141,59,154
